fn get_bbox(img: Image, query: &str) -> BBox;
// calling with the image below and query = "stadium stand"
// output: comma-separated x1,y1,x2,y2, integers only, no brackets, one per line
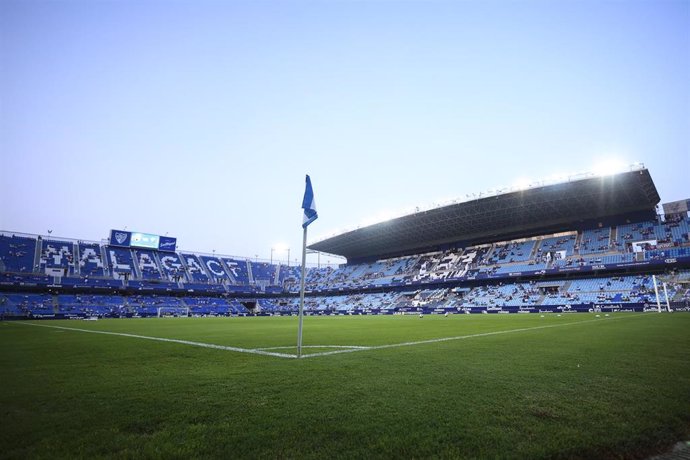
132,249,164,280
537,234,577,259
1,167,689,318
180,253,210,282
486,240,536,264
157,252,187,282
249,261,276,286
56,294,124,316
578,227,611,255
221,258,250,285
78,242,106,276
198,256,232,282
38,239,75,276
0,234,37,273
106,246,137,279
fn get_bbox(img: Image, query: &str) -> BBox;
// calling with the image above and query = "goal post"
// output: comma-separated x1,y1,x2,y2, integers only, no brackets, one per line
157,306,190,317
653,274,679,313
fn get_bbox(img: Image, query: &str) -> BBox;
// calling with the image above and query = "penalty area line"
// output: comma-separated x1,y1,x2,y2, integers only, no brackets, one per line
12,322,298,359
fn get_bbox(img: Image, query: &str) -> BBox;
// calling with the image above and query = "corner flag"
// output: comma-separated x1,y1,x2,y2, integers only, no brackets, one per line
297,174,317,358
302,175,318,228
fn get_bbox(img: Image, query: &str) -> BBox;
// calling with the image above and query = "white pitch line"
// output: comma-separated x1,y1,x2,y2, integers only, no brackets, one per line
256,345,371,351
13,322,298,359
12,313,649,360
299,313,649,358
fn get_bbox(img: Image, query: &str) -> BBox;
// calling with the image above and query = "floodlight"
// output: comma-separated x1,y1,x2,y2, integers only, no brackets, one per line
272,243,289,252
512,178,532,191
593,159,627,177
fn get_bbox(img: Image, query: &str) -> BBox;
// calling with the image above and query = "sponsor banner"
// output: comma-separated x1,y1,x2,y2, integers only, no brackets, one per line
109,229,132,247
158,236,177,252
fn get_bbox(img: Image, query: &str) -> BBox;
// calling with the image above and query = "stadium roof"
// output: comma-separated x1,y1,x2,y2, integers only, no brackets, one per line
308,167,660,261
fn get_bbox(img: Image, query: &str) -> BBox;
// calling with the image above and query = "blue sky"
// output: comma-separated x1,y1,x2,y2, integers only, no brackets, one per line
1,0,688,265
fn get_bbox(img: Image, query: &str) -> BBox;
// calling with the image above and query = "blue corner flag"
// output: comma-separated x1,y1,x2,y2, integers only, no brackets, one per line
302,175,318,228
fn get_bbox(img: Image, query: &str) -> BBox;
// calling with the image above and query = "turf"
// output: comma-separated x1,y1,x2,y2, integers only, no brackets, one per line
1,313,689,459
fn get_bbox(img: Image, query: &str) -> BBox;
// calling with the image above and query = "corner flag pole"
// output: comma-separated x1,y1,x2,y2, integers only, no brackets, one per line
297,226,308,358
298,174,318,358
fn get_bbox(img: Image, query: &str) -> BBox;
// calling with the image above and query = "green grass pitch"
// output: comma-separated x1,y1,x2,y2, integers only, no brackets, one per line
1,313,689,458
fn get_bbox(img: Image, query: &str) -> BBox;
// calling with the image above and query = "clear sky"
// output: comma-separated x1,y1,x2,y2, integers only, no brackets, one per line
1,0,688,265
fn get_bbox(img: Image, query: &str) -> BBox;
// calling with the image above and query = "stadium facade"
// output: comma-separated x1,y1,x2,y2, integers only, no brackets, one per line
1,166,689,318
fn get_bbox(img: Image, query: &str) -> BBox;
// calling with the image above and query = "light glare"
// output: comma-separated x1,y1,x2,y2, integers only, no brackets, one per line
593,159,627,177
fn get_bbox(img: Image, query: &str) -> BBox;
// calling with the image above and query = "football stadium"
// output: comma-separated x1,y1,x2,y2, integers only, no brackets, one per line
3,1,690,457
2,165,690,458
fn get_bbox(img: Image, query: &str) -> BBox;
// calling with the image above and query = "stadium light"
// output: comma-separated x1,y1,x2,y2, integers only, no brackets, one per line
271,244,289,265
512,178,532,191
593,158,627,177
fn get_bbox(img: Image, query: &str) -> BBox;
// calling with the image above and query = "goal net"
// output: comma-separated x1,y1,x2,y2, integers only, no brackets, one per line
157,306,190,317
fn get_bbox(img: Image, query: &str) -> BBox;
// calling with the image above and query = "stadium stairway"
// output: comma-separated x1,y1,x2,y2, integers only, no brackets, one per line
220,259,238,284
72,244,81,276
610,226,618,248
247,261,254,285
528,240,540,260
152,252,166,280
575,231,584,254
51,295,59,314
130,250,143,279
33,240,42,272
273,265,281,285
177,255,192,282
483,244,497,263
100,246,111,277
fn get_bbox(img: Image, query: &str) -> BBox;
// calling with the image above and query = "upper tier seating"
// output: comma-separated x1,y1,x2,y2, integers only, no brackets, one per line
157,252,187,281
0,235,37,272
198,256,232,281
579,227,611,254
617,218,690,247
486,240,536,264
537,234,577,258
78,242,105,276
106,247,136,278
39,239,75,275
134,249,164,280
180,254,210,282
221,258,250,284
250,261,276,284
